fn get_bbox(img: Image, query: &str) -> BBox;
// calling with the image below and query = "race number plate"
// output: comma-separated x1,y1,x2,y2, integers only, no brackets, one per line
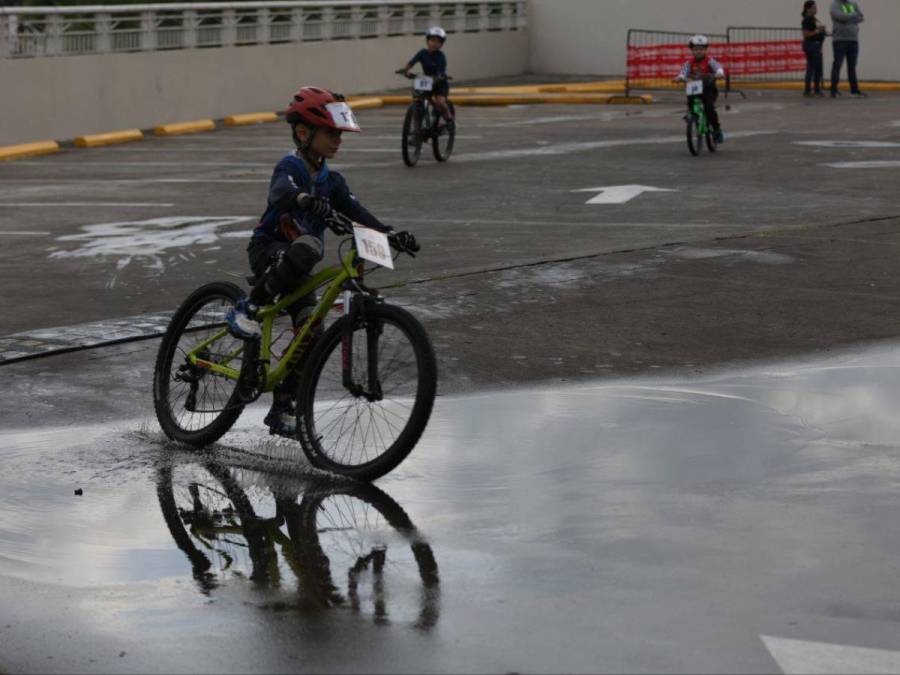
414,75,434,92
353,226,394,269
325,102,361,131
685,80,704,96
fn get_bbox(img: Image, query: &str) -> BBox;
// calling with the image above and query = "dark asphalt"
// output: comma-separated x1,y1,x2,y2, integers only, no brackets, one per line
2,85,900,673
1,91,899,392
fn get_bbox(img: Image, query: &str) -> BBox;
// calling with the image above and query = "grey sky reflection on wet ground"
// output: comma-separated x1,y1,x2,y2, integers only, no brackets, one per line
3,343,900,672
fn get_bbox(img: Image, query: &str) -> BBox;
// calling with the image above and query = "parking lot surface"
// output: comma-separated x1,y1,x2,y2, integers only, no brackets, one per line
3,88,900,673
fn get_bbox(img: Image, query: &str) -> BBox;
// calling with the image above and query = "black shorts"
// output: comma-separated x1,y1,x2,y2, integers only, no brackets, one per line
432,79,449,98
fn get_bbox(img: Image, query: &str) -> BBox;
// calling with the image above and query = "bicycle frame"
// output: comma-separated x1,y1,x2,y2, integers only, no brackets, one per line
689,95,709,135
185,244,362,393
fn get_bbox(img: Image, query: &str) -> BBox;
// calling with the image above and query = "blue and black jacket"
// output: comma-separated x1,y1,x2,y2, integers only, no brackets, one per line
252,153,389,248
407,48,448,78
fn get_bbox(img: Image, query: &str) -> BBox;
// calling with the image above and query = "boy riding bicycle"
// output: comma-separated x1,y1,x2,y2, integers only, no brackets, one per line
226,86,418,436
674,35,726,144
399,26,454,128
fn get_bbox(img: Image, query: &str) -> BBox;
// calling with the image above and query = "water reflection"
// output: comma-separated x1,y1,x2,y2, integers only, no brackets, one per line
156,458,440,630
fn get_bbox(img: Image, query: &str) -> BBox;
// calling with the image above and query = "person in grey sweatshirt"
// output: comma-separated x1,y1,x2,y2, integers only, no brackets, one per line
829,0,866,97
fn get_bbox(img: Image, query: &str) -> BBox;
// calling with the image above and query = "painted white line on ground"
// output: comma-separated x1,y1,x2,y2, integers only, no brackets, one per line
95,145,419,153
0,202,174,207
383,216,726,228
8,161,275,167
795,140,900,148
452,130,774,162
823,161,900,169
371,134,482,140
761,635,900,674
573,185,678,205
0,179,267,185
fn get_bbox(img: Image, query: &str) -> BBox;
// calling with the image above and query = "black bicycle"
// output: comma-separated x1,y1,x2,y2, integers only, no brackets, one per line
395,70,456,167
157,458,440,628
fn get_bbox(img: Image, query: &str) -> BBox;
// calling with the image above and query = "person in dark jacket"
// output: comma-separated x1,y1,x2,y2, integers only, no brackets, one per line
802,1,828,96
400,26,454,125
226,86,417,435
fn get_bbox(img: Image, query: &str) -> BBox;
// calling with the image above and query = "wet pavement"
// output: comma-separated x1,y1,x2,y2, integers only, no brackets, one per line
4,342,900,672
3,85,900,672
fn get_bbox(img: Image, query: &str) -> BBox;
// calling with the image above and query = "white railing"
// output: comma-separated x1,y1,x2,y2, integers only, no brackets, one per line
0,1,526,58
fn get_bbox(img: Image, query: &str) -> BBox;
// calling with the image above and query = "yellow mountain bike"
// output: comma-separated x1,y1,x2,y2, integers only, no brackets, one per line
152,212,437,481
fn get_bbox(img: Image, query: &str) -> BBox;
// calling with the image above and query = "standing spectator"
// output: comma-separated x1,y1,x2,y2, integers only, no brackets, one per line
802,1,827,96
829,0,866,97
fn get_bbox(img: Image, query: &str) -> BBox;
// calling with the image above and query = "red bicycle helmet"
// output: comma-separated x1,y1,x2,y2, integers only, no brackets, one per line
285,86,361,132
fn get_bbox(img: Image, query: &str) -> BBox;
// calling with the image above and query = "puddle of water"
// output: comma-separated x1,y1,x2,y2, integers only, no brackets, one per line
3,344,900,671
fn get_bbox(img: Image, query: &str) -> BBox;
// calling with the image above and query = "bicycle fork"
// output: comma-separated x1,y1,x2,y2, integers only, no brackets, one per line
342,291,384,402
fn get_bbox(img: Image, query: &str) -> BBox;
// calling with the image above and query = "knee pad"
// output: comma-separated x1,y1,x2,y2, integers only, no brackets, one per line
269,238,323,294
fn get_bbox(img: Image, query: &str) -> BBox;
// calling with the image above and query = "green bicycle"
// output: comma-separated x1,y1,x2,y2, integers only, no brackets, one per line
684,76,718,156
152,212,437,482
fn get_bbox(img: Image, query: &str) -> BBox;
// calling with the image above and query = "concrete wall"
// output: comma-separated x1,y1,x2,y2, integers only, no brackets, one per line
0,30,528,145
527,0,900,81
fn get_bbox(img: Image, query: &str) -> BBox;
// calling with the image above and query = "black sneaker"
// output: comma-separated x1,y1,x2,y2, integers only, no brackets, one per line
830,89,841,98
850,90,868,98
264,401,296,437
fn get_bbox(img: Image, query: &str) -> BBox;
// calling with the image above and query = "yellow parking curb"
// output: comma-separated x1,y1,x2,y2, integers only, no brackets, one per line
539,81,628,94
0,140,60,161
377,95,413,105
74,129,143,148
154,119,216,136
224,112,279,126
348,97,385,111
729,79,900,91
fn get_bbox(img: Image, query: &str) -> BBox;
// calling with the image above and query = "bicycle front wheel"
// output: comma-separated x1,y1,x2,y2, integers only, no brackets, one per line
687,114,703,156
297,303,437,481
401,104,423,167
153,281,248,447
706,130,718,153
432,101,455,162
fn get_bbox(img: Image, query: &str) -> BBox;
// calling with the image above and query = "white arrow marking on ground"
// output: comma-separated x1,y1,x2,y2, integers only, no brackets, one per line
762,635,900,674
573,185,678,205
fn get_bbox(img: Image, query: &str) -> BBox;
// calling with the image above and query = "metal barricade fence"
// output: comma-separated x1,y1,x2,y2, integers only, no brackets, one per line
725,26,807,84
625,29,728,97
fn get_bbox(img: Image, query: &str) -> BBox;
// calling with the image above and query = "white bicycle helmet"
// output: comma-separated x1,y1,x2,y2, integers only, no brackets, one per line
426,25,447,42
688,34,710,47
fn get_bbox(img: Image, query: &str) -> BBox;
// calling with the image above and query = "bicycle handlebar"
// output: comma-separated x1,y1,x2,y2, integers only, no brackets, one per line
323,210,419,257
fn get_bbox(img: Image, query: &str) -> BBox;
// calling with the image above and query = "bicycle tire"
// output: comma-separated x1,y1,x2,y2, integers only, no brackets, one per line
687,114,703,156
297,302,437,481
401,104,423,167
153,281,248,447
706,130,718,153
288,480,440,625
432,101,456,162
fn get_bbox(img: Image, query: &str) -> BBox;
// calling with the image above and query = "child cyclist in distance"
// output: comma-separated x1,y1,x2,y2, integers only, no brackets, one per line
226,86,419,437
674,35,727,144
399,25,454,127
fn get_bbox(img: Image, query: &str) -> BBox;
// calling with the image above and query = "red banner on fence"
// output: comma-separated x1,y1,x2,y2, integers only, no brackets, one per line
726,40,806,76
627,40,805,80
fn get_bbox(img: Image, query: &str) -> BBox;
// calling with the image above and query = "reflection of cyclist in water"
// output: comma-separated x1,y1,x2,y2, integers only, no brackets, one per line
156,459,440,630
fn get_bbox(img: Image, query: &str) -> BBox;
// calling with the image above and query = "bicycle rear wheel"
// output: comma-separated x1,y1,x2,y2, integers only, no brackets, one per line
687,114,703,156
153,281,248,447
401,104,423,167
432,101,455,162
297,302,437,481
